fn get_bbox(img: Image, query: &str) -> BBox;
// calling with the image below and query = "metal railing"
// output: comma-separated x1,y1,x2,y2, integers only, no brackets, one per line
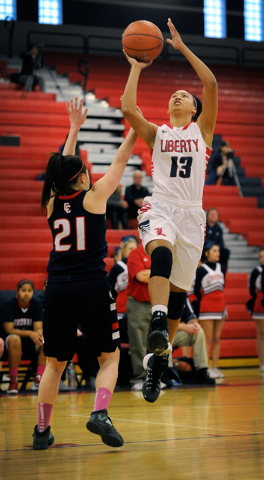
26,29,264,67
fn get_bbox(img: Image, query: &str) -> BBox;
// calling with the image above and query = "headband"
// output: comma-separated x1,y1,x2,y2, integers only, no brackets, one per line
67,162,85,182
17,279,35,290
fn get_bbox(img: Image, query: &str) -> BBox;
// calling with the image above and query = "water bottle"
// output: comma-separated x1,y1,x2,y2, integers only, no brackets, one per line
67,361,77,390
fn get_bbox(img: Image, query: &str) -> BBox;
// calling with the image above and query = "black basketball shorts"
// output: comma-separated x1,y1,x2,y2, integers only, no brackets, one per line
43,278,120,361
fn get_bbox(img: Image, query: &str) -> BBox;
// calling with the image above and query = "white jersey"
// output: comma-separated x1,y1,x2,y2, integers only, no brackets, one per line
151,122,212,206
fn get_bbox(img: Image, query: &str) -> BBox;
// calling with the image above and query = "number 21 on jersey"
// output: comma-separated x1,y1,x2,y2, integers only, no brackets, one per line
54,217,85,251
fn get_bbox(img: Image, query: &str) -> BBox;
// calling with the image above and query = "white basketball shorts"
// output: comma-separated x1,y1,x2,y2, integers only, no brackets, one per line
137,195,206,291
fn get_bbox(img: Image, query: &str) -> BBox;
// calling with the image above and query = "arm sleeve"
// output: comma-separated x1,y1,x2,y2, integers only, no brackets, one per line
193,267,206,302
249,268,259,298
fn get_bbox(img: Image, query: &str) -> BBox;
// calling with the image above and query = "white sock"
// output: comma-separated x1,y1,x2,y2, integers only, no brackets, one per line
152,305,168,315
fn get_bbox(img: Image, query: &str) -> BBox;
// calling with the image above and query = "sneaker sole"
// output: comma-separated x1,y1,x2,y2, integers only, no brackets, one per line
7,389,18,394
148,330,168,355
86,421,124,448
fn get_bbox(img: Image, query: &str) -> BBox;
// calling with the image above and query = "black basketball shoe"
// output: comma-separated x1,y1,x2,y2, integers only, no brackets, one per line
32,425,55,450
86,409,124,447
148,311,171,355
142,353,169,403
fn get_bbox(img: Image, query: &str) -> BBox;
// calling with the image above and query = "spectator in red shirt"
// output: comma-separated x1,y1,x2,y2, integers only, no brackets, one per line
127,243,161,391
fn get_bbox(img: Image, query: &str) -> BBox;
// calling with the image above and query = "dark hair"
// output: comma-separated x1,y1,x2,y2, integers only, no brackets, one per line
17,279,34,291
206,207,219,218
192,94,202,122
41,153,87,211
204,241,218,253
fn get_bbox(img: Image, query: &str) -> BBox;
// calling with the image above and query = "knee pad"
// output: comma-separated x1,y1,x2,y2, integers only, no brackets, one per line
168,291,187,320
150,246,173,279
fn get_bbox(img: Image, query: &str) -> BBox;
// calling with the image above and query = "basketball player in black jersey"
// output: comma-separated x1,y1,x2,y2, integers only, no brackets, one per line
32,97,139,450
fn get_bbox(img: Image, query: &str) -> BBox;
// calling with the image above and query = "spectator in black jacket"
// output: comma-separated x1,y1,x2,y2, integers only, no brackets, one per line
205,141,235,185
125,170,150,220
204,207,230,268
18,45,45,93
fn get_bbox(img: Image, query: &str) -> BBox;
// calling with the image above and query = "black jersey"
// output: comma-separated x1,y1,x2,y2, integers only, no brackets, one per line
47,190,108,280
0,296,43,336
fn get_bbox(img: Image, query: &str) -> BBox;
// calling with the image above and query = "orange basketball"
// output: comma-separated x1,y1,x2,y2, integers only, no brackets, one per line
122,20,164,62
174,360,192,372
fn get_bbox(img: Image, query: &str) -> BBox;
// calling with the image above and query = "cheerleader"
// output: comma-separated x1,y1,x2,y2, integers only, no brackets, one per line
246,247,264,377
193,242,227,379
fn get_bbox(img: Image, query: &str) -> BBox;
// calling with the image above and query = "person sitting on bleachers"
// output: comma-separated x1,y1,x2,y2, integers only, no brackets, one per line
106,186,129,229
18,45,45,93
125,170,150,221
205,140,235,186
169,297,215,385
204,207,230,268
0,279,45,394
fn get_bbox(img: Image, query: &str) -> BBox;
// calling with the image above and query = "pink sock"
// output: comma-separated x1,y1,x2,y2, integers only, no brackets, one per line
37,403,53,432
36,365,45,376
10,367,18,378
94,388,112,412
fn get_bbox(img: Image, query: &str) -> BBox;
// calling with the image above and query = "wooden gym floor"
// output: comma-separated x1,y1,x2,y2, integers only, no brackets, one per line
1,368,264,480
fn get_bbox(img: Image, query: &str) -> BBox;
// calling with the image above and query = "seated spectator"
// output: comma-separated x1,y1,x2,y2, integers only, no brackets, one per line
169,297,215,385
125,170,150,220
205,141,235,186
18,45,45,93
106,186,129,229
204,207,230,268
0,279,45,394
107,236,138,343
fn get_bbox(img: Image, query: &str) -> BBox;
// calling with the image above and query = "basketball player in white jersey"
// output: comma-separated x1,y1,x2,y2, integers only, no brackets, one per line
121,18,218,402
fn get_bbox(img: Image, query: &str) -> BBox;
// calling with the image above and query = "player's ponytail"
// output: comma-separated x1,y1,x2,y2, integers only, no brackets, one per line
41,153,87,212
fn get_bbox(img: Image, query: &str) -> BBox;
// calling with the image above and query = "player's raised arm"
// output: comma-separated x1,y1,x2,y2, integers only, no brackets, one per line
63,97,88,156
166,18,218,147
121,53,158,150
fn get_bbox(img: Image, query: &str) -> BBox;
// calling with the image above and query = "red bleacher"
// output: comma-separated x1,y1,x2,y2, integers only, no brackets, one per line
1,54,263,361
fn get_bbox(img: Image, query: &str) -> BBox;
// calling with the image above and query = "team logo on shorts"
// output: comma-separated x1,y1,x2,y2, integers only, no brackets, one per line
154,227,166,236
139,220,150,236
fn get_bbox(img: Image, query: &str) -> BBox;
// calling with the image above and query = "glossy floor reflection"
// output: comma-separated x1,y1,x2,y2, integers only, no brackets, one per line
1,368,264,480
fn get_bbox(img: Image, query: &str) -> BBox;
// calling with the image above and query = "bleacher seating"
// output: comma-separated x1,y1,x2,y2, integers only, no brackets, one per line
1,53,264,365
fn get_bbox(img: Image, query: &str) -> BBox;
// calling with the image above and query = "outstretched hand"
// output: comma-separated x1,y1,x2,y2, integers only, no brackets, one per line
166,18,184,50
123,50,152,70
66,97,88,129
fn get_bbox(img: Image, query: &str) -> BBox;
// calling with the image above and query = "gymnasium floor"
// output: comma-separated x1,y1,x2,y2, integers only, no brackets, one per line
1,368,264,480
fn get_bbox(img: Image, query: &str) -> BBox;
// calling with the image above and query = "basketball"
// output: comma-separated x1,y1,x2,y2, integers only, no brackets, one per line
122,20,164,62
174,360,192,371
